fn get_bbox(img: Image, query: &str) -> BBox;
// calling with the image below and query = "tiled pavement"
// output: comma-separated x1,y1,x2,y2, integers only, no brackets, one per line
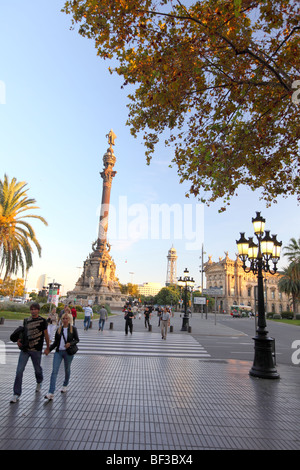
0,312,300,453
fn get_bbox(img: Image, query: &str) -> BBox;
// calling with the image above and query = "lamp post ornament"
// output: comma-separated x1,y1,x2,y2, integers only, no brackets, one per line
236,212,282,379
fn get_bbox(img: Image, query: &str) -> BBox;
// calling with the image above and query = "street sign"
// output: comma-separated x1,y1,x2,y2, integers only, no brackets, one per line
194,297,206,305
202,287,224,296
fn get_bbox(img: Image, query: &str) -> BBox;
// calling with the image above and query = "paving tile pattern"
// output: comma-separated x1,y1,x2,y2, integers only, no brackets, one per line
1,343,300,450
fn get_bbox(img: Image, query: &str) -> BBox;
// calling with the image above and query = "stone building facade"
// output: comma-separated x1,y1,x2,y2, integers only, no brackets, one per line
204,252,290,314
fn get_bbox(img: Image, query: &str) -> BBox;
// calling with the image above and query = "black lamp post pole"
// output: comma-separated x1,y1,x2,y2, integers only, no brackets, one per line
181,283,189,331
249,245,279,379
178,269,194,331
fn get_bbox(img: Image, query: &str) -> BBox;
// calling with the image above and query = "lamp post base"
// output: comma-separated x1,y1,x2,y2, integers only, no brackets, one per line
249,336,280,379
181,315,189,331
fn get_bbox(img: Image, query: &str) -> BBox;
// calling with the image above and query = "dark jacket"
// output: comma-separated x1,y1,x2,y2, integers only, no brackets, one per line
49,325,79,353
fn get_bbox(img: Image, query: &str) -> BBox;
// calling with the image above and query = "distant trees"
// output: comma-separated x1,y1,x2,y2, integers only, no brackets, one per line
278,237,300,318
0,277,24,298
154,286,180,306
119,282,140,298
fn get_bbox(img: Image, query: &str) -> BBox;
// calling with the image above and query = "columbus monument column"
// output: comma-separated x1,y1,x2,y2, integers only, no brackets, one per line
66,130,125,308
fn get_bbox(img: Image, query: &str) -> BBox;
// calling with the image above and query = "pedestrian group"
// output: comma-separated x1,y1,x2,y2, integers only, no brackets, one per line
9,301,173,403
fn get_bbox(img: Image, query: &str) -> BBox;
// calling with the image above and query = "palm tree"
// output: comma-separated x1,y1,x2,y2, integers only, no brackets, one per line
278,263,300,318
0,174,48,279
283,237,300,263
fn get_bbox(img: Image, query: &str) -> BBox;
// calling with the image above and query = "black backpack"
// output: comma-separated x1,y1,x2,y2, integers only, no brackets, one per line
10,319,29,350
10,326,24,342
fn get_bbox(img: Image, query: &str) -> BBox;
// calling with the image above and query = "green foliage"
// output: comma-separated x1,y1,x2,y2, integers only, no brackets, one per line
281,311,294,320
278,236,300,318
0,301,30,313
283,237,300,263
93,303,111,315
154,286,180,305
0,174,48,278
40,303,56,313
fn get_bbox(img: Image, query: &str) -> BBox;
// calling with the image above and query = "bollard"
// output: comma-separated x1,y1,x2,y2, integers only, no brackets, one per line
170,325,173,333
109,322,114,330
188,326,192,333
0,318,4,325
148,324,152,332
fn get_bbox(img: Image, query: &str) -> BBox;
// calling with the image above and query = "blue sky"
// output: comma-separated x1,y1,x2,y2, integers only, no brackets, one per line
1,1,299,295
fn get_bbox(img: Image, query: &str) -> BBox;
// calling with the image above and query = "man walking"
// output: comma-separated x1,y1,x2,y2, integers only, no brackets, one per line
161,307,170,340
98,305,108,331
144,306,151,329
83,304,93,330
124,307,134,335
10,302,50,403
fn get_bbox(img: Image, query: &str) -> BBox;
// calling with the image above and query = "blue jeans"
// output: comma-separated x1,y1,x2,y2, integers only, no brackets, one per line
84,316,91,329
13,350,43,396
98,318,105,331
49,350,73,394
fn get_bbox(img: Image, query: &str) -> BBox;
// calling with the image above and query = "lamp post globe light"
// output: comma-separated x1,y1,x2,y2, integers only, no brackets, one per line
236,212,282,379
178,268,195,331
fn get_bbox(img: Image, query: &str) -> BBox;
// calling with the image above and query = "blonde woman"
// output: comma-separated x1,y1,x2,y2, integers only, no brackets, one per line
60,305,73,326
44,313,79,400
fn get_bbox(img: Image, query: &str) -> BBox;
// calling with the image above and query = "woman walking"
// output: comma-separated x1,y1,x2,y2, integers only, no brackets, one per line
44,313,79,400
47,306,58,341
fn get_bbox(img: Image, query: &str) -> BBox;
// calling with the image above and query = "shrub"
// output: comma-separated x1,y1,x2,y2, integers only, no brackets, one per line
281,311,294,320
93,304,111,315
40,303,56,313
0,301,30,313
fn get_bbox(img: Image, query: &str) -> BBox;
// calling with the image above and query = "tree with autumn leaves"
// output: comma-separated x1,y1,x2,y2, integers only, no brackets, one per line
63,0,299,211
0,277,25,298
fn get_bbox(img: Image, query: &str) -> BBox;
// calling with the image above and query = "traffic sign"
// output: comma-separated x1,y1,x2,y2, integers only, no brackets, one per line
202,287,223,296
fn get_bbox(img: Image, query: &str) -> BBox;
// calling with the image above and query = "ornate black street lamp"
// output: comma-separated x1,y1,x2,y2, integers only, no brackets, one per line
236,212,282,379
178,268,195,331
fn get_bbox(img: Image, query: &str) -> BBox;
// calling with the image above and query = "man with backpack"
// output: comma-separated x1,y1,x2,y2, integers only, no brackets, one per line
10,302,50,403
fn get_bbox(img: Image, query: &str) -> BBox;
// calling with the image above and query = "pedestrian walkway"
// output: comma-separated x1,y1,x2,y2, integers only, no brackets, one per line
0,313,299,452
5,328,210,359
